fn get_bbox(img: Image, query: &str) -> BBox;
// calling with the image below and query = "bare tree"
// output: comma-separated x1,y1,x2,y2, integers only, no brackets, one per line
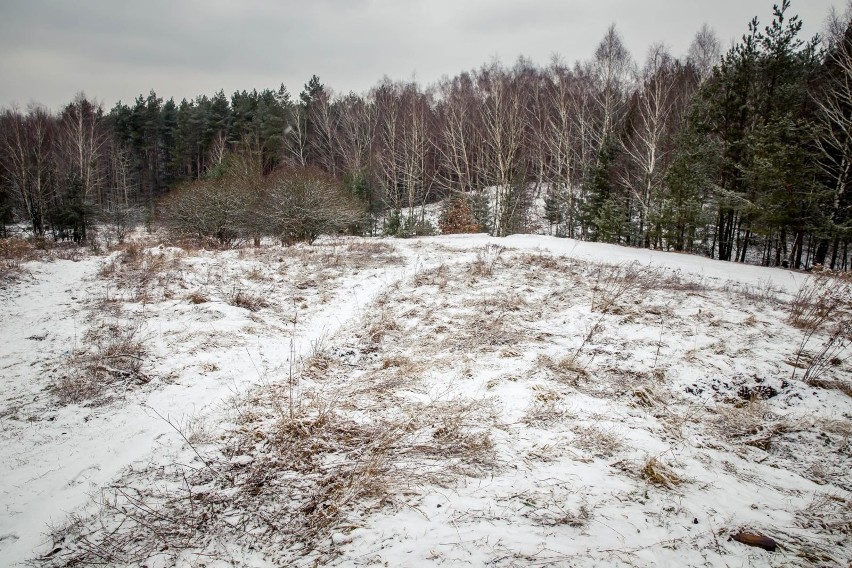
824,1,852,49
592,25,633,150
687,24,721,82
372,80,404,213
285,107,309,168
476,62,526,236
542,60,588,237
309,90,338,176
618,45,695,247
815,18,852,267
436,72,482,198
0,105,56,234
333,92,375,179
371,80,437,226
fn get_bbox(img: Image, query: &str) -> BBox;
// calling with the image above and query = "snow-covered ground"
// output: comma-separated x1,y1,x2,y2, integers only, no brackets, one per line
1,234,849,567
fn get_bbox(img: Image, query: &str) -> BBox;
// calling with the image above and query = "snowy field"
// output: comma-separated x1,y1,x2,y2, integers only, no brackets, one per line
1,233,850,567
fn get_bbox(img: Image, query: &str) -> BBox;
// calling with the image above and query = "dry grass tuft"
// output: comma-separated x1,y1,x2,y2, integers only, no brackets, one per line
516,252,568,271
100,245,182,303
0,236,40,264
0,236,89,280
536,354,589,384
797,492,852,535
470,243,504,277
590,262,660,313
54,317,149,405
245,266,268,282
413,263,449,288
573,425,624,458
361,310,400,348
343,240,398,256
187,291,208,304
523,387,570,427
713,399,785,450
641,457,682,488
229,289,270,312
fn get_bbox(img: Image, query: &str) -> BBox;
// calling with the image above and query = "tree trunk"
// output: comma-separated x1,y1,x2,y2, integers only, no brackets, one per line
814,238,829,267
775,226,787,267
830,236,840,269
738,229,751,263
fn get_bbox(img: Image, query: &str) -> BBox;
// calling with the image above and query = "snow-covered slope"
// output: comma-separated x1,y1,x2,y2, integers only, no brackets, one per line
0,234,848,567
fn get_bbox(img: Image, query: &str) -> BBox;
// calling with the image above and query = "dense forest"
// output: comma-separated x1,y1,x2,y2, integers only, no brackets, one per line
1,1,851,269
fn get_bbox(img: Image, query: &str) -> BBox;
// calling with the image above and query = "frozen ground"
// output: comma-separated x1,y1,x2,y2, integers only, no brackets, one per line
0,234,850,567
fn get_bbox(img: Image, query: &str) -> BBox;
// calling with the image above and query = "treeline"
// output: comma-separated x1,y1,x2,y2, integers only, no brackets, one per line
0,1,850,269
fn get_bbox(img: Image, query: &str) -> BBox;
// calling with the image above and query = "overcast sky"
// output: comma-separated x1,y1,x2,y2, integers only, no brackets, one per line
0,0,843,111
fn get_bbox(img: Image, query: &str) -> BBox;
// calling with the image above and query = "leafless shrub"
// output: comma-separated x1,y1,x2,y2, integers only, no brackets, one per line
159,174,254,247
263,169,365,245
100,204,143,245
470,243,504,276
789,271,852,330
590,262,659,313
800,322,851,388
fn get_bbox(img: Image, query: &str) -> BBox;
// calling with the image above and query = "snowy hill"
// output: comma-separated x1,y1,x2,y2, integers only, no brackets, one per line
0,234,849,567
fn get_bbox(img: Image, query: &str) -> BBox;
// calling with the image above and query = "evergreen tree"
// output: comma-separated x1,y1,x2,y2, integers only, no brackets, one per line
686,0,822,264
582,138,623,241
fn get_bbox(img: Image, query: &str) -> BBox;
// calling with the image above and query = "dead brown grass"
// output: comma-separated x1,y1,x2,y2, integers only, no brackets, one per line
229,289,270,312
53,317,149,405
100,244,183,303
470,243,505,277
0,236,90,280
44,378,497,566
789,271,852,331
641,457,682,488
712,399,788,451
573,425,624,458
797,492,852,535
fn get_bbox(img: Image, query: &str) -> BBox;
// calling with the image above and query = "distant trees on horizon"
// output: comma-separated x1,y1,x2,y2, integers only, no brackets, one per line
0,0,850,270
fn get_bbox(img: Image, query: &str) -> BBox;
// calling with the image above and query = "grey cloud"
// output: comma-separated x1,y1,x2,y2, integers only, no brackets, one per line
0,0,840,110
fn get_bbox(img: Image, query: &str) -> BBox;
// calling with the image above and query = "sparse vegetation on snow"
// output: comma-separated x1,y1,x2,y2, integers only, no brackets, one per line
0,232,850,567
